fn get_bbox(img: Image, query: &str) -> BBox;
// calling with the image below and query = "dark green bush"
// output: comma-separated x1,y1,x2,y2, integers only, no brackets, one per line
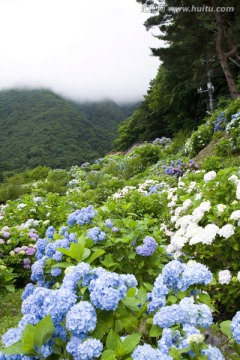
215,138,232,157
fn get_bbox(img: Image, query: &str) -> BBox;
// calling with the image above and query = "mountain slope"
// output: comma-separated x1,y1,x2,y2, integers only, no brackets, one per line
0,89,136,177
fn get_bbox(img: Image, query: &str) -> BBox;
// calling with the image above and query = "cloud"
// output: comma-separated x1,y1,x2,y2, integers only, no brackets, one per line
0,0,160,102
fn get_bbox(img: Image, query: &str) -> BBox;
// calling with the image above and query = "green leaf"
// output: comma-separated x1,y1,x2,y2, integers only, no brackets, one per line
52,262,71,268
220,320,232,338
88,249,105,264
167,295,177,304
122,333,141,354
149,325,162,337
33,315,55,348
4,284,15,292
198,293,211,307
116,342,126,356
101,205,110,213
136,286,147,305
122,297,141,311
21,324,35,352
57,243,85,261
0,341,25,355
92,319,109,340
82,248,91,260
127,287,137,297
120,313,138,332
106,330,121,351
101,349,117,360
52,341,62,355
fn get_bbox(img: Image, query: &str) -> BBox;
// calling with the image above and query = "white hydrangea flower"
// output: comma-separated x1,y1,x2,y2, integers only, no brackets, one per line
170,234,188,250
17,203,27,209
176,215,193,230
192,209,205,223
178,181,185,188
199,201,211,212
201,224,219,245
218,270,232,284
168,201,176,208
217,204,226,213
182,199,192,210
185,222,200,239
170,216,178,223
219,224,235,239
195,193,202,200
188,334,205,344
204,171,216,183
228,174,239,185
237,183,240,200
237,272,240,282
175,207,184,216
230,210,240,221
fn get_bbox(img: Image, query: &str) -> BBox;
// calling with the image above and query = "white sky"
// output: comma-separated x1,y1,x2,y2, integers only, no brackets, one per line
0,0,160,102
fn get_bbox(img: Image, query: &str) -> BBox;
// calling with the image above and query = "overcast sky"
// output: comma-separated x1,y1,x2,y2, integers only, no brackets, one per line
0,0,160,102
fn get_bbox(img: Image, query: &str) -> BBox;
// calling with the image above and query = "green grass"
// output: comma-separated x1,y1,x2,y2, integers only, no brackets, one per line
0,289,23,344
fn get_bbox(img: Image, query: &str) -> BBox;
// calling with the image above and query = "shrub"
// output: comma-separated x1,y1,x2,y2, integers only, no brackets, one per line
215,138,232,157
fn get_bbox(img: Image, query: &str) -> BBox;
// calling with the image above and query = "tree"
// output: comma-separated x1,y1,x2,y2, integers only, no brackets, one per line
137,0,240,99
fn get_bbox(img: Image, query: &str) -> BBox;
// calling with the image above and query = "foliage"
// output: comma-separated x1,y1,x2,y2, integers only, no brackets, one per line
0,120,240,358
215,139,232,157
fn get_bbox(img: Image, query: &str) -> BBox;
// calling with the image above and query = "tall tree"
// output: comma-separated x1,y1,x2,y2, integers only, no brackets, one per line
137,0,240,99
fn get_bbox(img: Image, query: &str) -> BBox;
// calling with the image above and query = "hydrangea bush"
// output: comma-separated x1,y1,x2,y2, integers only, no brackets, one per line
0,140,240,358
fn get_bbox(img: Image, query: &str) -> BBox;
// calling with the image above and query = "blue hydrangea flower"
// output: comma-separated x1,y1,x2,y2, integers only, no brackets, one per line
112,227,118,233
1,328,22,347
147,274,169,313
45,226,55,239
21,283,35,301
231,311,240,344
43,289,77,323
154,304,187,328
89,272,127,310
66,301,97,336
161,260,186,290
136,236,157,257
67,206,97,226
30,259,46,283
35,238,48,260
119,274,138,289
201,345,225,359
86,227,106,244
105,219,113,228
59,226,69,235
77,338,103,360
51,267,62,277
61,262,91,291
132,344,172,360
177,262,212,292
66,335,87,358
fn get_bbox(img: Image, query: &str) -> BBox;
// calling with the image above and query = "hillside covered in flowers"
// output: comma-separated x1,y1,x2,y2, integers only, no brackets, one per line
0,99,240,359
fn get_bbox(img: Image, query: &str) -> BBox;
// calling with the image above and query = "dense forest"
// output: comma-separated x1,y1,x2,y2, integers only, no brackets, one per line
115,0,240,150
0,89,137,179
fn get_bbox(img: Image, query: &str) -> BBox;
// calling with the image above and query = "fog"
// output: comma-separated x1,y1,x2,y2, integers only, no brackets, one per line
0,0,160,102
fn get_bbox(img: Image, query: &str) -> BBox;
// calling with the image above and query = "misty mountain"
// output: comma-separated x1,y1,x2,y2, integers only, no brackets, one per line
0,89,138,178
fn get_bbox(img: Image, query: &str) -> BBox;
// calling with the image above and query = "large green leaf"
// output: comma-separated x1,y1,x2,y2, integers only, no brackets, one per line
88,249,105,264
33,315,55,348
21,324,35,352
0,341,25,355
101,349,117,360
220,320,232,338
122,333,141,354
106,330,121,351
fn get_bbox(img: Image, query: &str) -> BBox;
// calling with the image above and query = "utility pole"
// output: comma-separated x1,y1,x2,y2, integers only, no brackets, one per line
198,61,215,114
